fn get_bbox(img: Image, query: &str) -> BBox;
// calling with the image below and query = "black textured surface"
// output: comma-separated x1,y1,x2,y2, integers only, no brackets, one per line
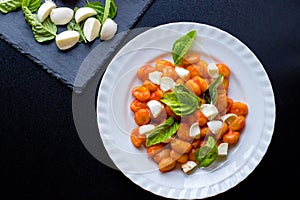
0,0,299,199
0,0,155,92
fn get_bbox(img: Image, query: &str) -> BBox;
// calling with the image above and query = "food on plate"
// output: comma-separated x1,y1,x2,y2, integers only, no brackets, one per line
50,7,74,25
129,30,249,174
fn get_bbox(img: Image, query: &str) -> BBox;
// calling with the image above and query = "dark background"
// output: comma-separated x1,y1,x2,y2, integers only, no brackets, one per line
0,0,299,199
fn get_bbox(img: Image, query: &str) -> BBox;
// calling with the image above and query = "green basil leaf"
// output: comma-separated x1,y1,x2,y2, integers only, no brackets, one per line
23,6,57,43
0,0,22,14
67,18,87,43
172,30,196,66
160,84,200,116
203,75,224,105
102,0,117,23
195,136,218,167
175,84,200,102
22,0,41,13
85,1,105,22
146,117,179,147
102,0,111,23
161,92,198,116
108,0,117,19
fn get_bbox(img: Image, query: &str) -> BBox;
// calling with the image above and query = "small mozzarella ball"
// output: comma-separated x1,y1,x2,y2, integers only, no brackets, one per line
55,30,79,50
100,18,118,41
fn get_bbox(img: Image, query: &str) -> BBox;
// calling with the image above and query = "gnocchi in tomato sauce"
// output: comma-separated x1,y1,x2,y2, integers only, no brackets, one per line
129,51,248,174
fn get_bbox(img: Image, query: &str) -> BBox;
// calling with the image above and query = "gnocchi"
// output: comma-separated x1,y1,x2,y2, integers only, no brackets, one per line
129,32,248,174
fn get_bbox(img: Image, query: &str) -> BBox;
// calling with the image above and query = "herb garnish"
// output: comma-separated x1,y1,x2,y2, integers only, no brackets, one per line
160,84,201,116
102,0,117,23
146,117,179,147
203,75,224,105
194,136,218,167
172,30,196,66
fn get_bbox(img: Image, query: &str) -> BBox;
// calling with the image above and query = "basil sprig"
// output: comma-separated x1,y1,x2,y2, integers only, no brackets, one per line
160,84,201,116
195,136,218,167
146,117,179,147
107,0,117,19
0,0,22,14
203,75,224,105
102,0,117,23
23,6,57,43
172,30,196,66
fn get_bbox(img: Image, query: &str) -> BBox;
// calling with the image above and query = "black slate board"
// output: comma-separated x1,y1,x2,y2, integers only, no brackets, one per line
0,0,154,93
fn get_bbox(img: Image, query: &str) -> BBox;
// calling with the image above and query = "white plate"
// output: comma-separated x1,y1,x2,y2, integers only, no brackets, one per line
96,22,276,199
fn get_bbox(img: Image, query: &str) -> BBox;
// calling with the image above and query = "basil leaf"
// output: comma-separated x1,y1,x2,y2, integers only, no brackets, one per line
85,1,104,22
175,84,200,101
161,92,198,116
195,136,218,167
108,0,117,19
172,30,196,66
0,0,22,14
23,6,57,43
22,0,41,13
102,0,117,23
146,117,179,147
203,75,224,105
102,0,111,23
160,84,201,116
